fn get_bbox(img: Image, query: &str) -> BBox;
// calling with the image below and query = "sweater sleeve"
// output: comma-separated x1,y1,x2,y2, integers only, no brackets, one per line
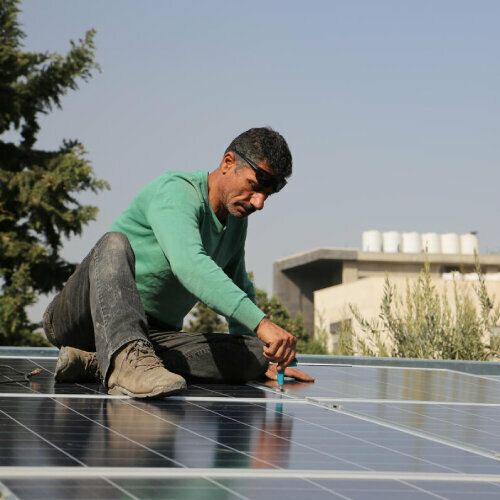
223,246,262,336
146,178,265,332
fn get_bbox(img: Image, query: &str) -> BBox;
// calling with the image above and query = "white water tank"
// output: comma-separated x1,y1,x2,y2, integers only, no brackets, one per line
401,232,421,253
421,232,441,254
362,230,382,252
441,233,460,254
464,273,479,281
442,271,462,281
460,233,479,255
382,231,401,253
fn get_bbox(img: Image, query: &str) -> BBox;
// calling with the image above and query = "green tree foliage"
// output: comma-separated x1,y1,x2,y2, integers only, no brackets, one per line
185,302,228,333
0,0,109,345
347,259,500,361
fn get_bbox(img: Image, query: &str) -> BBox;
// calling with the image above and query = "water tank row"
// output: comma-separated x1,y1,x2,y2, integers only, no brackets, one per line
362,231,479,255
442,272,500,281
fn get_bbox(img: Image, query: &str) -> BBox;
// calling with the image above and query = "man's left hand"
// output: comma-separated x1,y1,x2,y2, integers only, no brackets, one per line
265,364,315,383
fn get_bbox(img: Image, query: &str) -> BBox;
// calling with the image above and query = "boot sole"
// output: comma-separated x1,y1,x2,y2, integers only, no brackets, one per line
107,380,187,399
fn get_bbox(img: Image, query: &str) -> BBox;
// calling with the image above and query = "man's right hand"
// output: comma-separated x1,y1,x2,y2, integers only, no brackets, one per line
255,318,297,370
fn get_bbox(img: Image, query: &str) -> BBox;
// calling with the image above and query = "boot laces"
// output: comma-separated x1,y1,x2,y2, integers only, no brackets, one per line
127,341,163,371
84,352,98,373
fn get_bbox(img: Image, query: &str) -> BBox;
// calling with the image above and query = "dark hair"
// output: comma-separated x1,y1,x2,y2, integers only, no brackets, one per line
225,127,292,179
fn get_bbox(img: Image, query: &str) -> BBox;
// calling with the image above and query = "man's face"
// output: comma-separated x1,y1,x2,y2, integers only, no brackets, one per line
221,154,276,218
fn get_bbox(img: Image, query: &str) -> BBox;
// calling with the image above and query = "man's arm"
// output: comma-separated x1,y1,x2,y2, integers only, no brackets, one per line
222,244,307,372
221,223,316,377
146,179,265,331
223,245,258,335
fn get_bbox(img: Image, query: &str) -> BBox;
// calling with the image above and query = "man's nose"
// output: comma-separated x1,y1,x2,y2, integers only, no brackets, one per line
251,192,267,211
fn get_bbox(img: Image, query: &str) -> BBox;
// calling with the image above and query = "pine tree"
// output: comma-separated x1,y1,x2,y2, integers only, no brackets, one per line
0,0,109,345
185,302,228,333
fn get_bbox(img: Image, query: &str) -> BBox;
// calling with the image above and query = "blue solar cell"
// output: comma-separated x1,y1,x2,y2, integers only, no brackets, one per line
341,402,500,454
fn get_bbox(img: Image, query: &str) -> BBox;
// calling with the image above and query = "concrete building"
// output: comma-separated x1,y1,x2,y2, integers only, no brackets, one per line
274,244,500,352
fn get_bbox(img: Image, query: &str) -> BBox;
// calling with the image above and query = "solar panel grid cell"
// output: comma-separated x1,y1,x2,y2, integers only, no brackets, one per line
342,403,500,453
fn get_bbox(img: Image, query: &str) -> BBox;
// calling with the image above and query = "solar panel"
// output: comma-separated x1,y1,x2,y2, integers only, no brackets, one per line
258,365,500,403
1,349,499,499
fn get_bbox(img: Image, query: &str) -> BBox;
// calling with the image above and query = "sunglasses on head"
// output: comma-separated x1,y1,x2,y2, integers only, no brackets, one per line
232,150,287,193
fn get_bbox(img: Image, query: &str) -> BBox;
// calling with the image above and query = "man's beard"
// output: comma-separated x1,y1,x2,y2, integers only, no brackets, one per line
227,201,255,218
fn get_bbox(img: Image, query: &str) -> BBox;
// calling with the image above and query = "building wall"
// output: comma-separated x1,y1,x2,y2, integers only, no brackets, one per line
314,277,500,353
274,260,343,333
274,248,500,342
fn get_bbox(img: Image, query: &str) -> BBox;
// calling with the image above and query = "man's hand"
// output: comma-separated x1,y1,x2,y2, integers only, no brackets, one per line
255,318,297,370
265,363,315,383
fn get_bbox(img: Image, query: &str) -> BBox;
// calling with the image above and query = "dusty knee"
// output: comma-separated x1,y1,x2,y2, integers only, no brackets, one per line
95,232,135,268
99,232,132,253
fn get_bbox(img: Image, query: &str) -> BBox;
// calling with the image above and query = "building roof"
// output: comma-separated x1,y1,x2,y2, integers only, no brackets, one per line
275,247,500,271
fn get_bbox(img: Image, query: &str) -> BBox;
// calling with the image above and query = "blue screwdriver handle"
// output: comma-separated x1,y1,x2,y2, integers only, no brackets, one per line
277,360,297,386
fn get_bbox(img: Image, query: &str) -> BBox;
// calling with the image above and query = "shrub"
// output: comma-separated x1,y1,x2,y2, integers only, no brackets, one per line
346,258,500,361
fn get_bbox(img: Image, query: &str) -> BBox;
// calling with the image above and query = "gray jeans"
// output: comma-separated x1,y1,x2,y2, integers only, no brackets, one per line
42,232,268,385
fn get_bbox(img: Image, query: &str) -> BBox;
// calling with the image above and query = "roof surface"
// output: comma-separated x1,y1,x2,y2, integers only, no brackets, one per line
1,348,499,499
274,247,500,271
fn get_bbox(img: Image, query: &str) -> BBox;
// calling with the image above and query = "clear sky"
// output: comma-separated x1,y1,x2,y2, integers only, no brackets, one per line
14,0,500,320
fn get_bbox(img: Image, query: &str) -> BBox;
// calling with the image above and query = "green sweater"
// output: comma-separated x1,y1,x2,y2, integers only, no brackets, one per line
110,170,265,334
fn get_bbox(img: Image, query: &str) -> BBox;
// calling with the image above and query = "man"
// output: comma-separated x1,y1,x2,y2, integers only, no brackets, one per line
43,127,313,398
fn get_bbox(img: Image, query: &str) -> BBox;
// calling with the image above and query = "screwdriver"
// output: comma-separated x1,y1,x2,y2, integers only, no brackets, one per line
277,359,297,392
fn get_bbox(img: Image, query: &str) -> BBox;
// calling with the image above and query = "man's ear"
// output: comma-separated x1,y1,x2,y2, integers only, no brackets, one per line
220,152,237,175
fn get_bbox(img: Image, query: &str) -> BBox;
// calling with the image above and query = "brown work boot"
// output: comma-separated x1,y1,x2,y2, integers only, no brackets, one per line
55,346,100,383
107,340,186,398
